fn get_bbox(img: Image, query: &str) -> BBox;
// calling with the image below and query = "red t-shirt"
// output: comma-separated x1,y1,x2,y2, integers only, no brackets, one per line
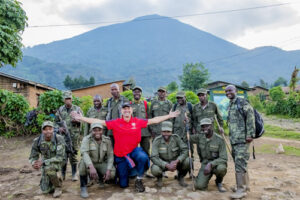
106,117,148,157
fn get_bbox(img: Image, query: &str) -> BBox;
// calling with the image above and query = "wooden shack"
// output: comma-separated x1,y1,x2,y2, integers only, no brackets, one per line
0,72,55,107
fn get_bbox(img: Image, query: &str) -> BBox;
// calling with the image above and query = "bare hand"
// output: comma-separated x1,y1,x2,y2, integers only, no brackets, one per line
71,111,82,121
170,160,179,169
89,165,98,180
59,127,65,134
103,170,111,182
246,138,253,143
204,163,212,176
33,160,42,170
219,127,224,135
165,163,176,172
169,110,180,118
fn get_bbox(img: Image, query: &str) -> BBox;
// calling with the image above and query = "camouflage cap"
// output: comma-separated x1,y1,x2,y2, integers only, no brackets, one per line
200,118,212,126
42,121,54,129
176,91,185,98
196,88,208,95
132,86,143,92
157,86,167,92
161,121,173,132
63,91,72,99
91,123,103,130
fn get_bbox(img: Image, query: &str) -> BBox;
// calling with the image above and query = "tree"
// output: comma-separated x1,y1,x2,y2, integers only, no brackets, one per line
179,63,209,92
273,77,288,87
269,86,285,101
259,79,269,88
289,66,299,92
63,75,95,89
0,0,27,67
166,81,178,93
241,81,249,88
128,77,136,89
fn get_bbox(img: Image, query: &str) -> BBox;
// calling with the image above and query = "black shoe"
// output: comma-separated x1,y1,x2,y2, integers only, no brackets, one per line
135,179,145,192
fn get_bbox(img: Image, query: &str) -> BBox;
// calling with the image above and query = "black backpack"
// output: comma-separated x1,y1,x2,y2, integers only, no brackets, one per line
236,98,264,139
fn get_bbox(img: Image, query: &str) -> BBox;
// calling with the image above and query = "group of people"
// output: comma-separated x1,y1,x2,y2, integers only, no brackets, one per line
29,83,255,199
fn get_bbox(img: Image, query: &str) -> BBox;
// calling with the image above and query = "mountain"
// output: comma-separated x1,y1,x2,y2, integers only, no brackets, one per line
2,14,299,93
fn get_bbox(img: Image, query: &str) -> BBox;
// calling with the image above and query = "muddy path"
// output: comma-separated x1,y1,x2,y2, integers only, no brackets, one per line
0,135,300,200
262,114,300,132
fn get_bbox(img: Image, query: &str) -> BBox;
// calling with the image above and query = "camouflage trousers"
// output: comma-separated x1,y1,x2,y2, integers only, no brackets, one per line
231,143,250,173
40,165,62,193
195,163,227,190
79,160,116,180
66,132,80,165
151,157,190,177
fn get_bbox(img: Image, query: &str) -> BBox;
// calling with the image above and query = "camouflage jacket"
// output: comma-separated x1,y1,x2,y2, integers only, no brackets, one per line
29,133,65,167
172,103,192,141
84,106,107,136
54,104,83,135
190,132,227,167
151,134,188,169
131,100,151,137
192,101,223,133
80,134,114,170
227,97,255,145
149,99,173,135
104,95,129,120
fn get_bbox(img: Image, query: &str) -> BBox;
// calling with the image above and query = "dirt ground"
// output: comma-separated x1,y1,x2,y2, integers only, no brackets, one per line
0,116,300,200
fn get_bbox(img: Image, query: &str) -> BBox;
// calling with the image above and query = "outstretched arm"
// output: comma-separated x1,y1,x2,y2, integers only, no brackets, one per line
147,110,180,125
71,111,107,127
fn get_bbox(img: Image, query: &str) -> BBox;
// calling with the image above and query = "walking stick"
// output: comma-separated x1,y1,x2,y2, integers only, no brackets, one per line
185,122,195,191
214,115,232,155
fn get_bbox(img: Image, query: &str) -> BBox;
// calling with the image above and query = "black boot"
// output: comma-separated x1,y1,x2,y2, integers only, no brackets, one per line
80,176,89,198
215,177,227,193
72,164,78,181
61,164,67,181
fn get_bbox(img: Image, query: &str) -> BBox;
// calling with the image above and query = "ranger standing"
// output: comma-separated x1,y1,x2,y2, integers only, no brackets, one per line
149,87,173,138
151,121,190,187
190,118,227,192
192,88,224,135
225,85,255,199
55,91,83,181
29,121,65,198
104,83,129,145
79,123,115,198
84,95,107,137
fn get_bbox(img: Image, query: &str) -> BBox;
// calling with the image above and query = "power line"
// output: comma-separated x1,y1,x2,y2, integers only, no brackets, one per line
28,2,291,28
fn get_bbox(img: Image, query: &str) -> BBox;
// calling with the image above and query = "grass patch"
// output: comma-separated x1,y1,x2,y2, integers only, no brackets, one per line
256,144,300,156
264,124,300,140
265,113,300,123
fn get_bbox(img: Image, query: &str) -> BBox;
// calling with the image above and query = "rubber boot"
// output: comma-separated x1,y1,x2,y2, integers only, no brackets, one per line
61,164,67,181
80,175,89,198
135,179,145,192
245,171,250,192
215,177,227,193
178,175,188,187
53,188,62,198
231,173,246,199
72,164,78,181
156,176,163,188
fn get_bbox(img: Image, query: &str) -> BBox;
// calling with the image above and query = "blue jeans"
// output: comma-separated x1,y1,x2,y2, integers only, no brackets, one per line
114,147,149,188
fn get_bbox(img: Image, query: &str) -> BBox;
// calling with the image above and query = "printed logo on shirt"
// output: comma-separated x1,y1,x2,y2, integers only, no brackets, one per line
131,123,136,129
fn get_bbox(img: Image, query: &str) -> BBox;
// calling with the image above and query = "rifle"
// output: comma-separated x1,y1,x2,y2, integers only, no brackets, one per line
57,111,74,154
214,115,232,155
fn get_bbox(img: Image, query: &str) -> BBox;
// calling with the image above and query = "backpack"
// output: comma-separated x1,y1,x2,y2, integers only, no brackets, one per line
172,102,193,115
236,98,264,139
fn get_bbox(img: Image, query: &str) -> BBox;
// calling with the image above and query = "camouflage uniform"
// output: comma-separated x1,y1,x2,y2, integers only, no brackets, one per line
149,88,172,138
29,122,65,194
131,98,151,155
190,124,227,190
104,95,129,138
84,106,107,136
151,122,190,179
79,124,115,181
227,97,255,173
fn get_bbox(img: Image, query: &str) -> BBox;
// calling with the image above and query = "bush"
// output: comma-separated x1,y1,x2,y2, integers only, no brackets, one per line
269,86,285,101
79,95,93,115
167,91,199,104
0,89,29,137
121,90,133,101
249,95,264,111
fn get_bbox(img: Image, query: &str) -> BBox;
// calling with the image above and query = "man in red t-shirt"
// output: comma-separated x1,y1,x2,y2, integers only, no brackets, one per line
72,102,179,192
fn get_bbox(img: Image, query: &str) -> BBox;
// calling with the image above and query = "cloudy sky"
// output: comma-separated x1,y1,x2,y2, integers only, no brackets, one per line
20,0,300,50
